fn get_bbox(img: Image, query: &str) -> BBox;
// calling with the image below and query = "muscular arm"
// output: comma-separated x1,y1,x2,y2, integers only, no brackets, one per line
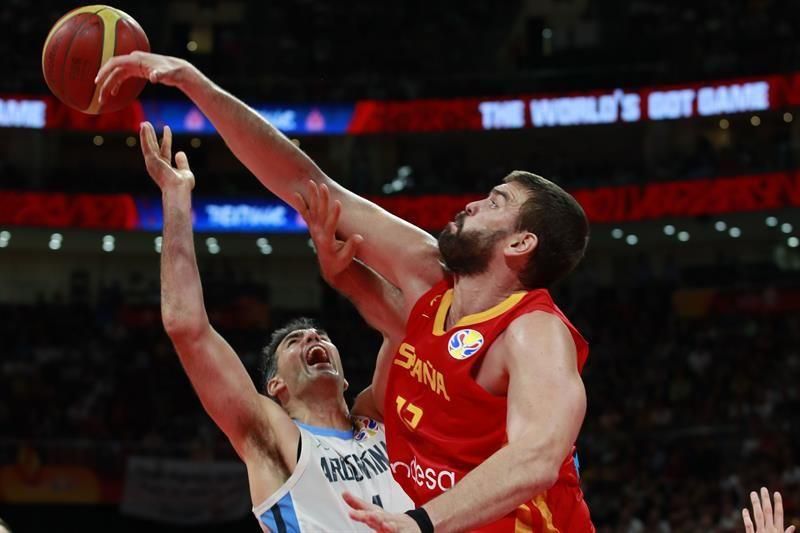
160,184,298,462
96,53,443,305
146,124,298,466
182,71,442,304
420,312,587,532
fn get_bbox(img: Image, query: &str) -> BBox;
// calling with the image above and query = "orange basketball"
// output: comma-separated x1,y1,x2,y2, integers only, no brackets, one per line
42,5,149,114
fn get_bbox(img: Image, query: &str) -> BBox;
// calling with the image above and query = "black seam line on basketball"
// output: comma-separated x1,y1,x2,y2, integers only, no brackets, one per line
60,7,106,109
272,503,287,533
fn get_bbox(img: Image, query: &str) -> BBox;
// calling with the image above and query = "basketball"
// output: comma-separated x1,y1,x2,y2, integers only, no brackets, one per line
41,5,149,114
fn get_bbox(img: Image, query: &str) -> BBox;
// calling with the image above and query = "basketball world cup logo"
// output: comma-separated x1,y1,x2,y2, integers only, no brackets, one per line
353,416,380,441
447,329,485,360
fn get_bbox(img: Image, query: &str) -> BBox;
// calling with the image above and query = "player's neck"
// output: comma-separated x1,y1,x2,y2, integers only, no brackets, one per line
289,395,352,432
448,271,526,328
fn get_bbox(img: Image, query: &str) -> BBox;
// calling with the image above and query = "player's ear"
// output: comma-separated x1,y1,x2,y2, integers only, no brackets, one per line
505,231,538,258
267,376,286,398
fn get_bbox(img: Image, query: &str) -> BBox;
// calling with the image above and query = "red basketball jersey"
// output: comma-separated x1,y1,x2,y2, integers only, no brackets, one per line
384,279,594,532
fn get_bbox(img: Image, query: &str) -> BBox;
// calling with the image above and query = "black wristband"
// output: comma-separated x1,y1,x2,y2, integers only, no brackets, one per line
404,507,434,533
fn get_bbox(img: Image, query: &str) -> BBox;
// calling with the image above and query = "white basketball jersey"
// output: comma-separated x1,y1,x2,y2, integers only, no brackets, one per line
252,417,414,533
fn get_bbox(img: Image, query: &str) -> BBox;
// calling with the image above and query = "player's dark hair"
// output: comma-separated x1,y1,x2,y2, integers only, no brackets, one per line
258,317,322,399
503,171,590,288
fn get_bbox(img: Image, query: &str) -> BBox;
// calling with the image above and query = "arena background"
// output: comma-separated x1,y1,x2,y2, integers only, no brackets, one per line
1,0,799,531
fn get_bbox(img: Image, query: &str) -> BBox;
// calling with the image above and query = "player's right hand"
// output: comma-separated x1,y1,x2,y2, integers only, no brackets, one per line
140,121,195,192
742,488,796,533
295,180,364,284
95,51,194,104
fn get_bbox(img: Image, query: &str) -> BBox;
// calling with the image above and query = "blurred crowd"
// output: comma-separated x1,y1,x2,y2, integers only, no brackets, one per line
2,261,799,530
4,0,800,100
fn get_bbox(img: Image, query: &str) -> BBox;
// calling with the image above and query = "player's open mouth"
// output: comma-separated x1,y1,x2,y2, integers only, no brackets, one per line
304,345,333,369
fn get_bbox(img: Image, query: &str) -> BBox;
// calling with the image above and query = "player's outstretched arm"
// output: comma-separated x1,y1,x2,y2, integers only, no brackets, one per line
743,488,796,533
95,52,444,308
142,121,298,464
346,312,586,532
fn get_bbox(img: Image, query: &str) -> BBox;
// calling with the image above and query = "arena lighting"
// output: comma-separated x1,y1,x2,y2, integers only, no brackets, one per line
750,115,761,126
784,112,793,123
611,228,624,239
766,216,779,227
0,230,9,248
125,136,137,147
51,232,63,242
256,237,273,255
729,227,742,238
714,221,727,232
102,234,115,252
154,236,162,253
663,224,676,236
625,234,638,245
719,119,730,129
788,236,800,248
781,223,793,234
93,135,104,146
190,138,201,148
677,231,690,242
186,41,198,52
206,237,220,254
48,236,62,250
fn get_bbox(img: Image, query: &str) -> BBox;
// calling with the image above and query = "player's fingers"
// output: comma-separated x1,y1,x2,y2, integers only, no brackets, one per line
324,200,341,237
294,192,311,220
342,491,374,511
761,487,774,526
787,526,796,533
175,151,190,171
774,491,785,528
743,509,755,533
97,65,126,103
94,56,120,84
338,234,363,262
318,183,330,221
160,126,172,161
348,510,385,531
306,181,319,219
751,491,766,529
139,122,159,158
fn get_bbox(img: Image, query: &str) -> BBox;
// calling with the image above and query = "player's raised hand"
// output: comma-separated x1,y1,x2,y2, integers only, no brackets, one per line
295,180,364,283
95,51,195,104
743,488,796,533
140,122,195,192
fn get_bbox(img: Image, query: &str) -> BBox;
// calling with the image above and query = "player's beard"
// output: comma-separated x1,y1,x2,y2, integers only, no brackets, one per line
438,213,509,277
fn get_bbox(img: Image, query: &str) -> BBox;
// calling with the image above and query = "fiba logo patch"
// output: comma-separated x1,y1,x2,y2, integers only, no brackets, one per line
353,416,380,441
447,329,485,360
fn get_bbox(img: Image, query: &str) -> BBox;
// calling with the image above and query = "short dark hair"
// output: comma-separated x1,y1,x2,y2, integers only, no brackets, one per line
258,317,322,397
504,171,589,288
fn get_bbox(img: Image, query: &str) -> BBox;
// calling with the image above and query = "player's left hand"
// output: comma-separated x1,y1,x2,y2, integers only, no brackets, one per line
343,492,421,533
139,121,195,192
295,180,363,284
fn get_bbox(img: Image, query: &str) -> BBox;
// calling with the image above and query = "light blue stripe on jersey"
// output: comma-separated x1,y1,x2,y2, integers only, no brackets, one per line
259,491,301,533
295,421,353,440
